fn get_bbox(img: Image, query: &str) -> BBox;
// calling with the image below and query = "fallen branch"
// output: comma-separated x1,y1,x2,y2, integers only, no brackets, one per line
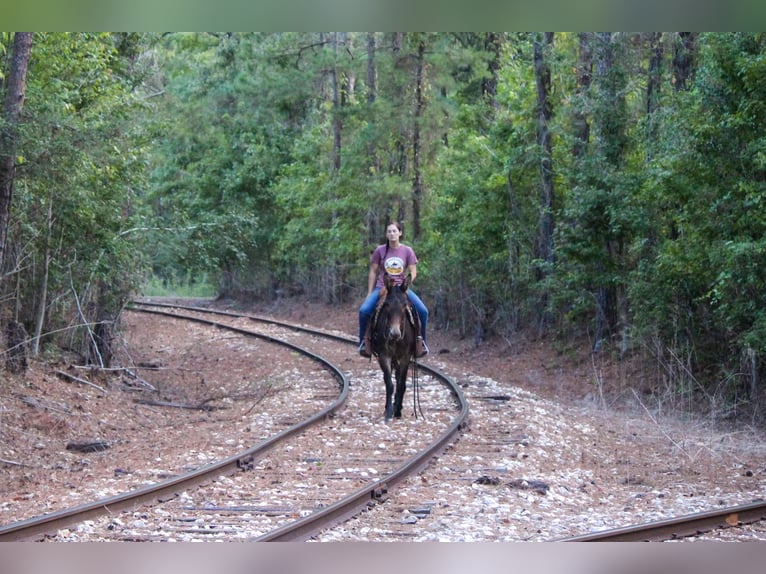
66,441,110,453
0,457,27,467
71,365,158,391
123,368,157,391
18,395,72,415
55,370,107,393
134,399,220,411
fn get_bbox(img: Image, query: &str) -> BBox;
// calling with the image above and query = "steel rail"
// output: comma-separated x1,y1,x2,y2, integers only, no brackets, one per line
131,300,469,434
559,499,766,541
131,299,471,541
12,299,757,542
0,307,349,542
131,298,368,346
118,302,766,542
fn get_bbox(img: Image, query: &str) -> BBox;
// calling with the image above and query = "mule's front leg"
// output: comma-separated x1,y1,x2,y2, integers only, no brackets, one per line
379,358,395,420
393,363,408,419
384,373,395,420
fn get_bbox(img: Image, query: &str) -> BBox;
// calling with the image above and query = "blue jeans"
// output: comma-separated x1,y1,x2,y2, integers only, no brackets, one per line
359,287,429,343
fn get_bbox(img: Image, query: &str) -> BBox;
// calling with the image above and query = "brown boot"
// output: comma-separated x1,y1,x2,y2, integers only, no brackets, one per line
359,319,373,358
415,336,429,358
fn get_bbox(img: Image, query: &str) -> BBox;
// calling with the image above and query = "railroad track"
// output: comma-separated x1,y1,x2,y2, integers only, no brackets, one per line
559,498,766,541
3,299,764,541
0,300,468,541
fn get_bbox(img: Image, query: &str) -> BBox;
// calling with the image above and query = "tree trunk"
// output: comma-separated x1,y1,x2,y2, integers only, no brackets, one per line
646,32,664,116
672,32,697,92
364,33,383,247
572,32,592,159
534,33,554,269
595,32,628,166
411,39,425,241
593,33,629,350
342,33,355,103
0,32,33,275
482,33,503,107
646,32,664,154
534,33,555,329
389,33,407,181
92,281,114,368
5,320,28,373
32,194,53,356
331,32,342,171
597,32,617,346
366,33,377,106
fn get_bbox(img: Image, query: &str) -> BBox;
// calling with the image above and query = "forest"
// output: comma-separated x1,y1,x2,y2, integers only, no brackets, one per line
1,32,765,423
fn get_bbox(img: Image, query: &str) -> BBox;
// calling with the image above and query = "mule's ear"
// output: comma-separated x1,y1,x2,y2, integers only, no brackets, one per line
403,274,412,292
384,273,393,289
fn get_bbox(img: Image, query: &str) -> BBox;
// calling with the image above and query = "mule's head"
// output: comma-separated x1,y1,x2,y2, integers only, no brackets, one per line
383,273,411,293
381,274,412,342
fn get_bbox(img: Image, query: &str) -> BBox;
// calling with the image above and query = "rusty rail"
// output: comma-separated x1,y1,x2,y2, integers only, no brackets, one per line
134,300,470,542
0,306,349,541
559,499,766,541
0,301,468,542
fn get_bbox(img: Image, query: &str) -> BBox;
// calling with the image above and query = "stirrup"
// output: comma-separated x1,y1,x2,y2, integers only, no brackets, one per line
359,340,372,358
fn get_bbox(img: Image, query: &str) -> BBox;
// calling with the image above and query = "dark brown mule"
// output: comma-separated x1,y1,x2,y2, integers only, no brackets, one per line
371,274,417,420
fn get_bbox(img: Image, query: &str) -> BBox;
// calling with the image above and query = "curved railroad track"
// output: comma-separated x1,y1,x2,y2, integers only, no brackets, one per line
0,300,468,541
559,498,766,541
2,298,764,541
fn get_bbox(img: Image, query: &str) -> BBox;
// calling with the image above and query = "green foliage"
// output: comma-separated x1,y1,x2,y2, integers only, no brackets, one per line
6,33,154,355
624,33,766,403
145,33,319,299
419,34,544,336
142,272,217,298
8,31,766,420
425,100,535,334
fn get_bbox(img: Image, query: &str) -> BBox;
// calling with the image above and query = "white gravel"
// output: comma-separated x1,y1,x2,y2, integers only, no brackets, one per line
4,304,766,543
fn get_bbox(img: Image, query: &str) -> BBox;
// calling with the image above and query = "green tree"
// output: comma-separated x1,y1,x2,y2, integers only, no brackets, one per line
0,32,33,285
6,33,153,363
631,33,766,406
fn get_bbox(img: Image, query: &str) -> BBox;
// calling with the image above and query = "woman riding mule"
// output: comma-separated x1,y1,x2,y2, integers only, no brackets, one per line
358,221,429,358
373,273,418,420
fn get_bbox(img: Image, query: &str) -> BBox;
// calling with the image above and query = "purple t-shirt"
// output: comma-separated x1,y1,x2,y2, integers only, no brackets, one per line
372,244,418,288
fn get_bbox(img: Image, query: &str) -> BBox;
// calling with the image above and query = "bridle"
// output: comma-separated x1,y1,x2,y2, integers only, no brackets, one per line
383,297,407,340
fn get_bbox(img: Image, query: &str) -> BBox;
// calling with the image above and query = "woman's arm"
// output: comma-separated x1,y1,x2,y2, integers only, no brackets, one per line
367,262,379,295
408,263,417,284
